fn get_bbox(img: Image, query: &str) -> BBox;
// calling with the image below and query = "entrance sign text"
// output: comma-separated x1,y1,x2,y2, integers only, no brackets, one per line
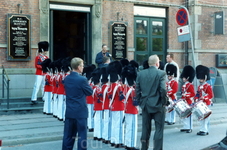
7,14,31,61
111,22,127,59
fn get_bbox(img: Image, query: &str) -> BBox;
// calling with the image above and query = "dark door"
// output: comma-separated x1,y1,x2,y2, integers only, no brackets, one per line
50,10,91,64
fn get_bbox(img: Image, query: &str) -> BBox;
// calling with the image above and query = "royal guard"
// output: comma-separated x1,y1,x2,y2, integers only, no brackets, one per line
195,65,213,136
91,68,103,141
100,66,111,144
49,62,56,114
106,61,125,148
53,59,62,118
165,64,178,125
83,64,96,132
61,57,72,121
31,41,49,104
180,65,196,133
41,58,52,115
56,59,65,121
122,63,139,150
49,61,58,117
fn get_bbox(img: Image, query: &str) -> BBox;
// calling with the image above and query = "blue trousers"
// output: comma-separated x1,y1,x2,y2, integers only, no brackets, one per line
62,118,87,150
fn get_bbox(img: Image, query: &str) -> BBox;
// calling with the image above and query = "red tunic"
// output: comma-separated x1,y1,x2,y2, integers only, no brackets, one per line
181,82,195,105
52,74,58,94
108,82,125,111
166,79,178,101
56,73,65,95
63,72,70,95
93,85,103,111
35,54,48,75
102,84,110,110
86,82,94,104
195,82,213,105
124,86,138,114
44,73,52,92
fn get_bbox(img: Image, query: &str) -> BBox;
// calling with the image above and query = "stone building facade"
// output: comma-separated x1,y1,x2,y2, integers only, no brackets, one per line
0,0,226,101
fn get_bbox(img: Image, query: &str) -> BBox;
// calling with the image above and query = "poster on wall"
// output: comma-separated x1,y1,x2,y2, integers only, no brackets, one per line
7,14,31,61
110,22,127,59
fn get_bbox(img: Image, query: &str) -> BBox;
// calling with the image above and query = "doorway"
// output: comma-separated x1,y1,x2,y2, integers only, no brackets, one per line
50,10,91,64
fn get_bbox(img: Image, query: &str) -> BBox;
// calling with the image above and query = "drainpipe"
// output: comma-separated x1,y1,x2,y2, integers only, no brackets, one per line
185,0,189,65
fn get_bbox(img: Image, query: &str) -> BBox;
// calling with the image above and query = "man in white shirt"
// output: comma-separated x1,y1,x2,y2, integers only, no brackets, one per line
164,54,180,82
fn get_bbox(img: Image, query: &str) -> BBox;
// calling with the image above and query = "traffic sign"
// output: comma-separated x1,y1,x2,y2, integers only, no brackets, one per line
177,25,190,42
176,8,188,26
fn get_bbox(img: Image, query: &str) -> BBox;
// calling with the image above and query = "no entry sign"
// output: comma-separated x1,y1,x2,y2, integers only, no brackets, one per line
176,8,188,26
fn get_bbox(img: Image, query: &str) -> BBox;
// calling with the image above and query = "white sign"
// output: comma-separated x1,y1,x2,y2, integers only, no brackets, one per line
177,25,190,36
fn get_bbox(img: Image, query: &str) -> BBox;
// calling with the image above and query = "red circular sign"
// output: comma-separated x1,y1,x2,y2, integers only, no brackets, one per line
176,8,188,26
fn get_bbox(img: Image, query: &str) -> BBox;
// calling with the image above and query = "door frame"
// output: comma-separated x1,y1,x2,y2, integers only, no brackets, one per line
134,16,167,65
49,6,92,64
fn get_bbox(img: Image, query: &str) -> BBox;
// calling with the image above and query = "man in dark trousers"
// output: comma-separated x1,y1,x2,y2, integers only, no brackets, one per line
62,57,93,150
136,55,168,150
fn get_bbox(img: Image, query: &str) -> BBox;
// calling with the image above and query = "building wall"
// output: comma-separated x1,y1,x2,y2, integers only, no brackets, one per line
0,0,40,69
0,0,226,100
102,1,134,60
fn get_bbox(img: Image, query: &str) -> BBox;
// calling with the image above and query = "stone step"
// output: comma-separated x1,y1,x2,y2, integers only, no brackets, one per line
0,97,42,103
0,102,43,108
0,97,44,115
0,106,43,115
1,103,227,147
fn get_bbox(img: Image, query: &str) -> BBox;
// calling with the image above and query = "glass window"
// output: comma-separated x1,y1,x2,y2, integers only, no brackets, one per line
134,6,166,18
136,54,148,66
158,55,163,61
152,38,163,52
136,20,147,35
136,37,147,51
152,21,163,35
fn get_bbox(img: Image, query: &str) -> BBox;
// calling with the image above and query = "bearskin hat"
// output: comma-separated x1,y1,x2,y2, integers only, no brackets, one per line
100,67,108,83
196,65,210,80
91,68,101,85
41,59,51,73
61,57,72,72
55,59,63,72
120,58,129,68
83,64,96,80
38,41,49,53
129,60,139,71
106,61,122,83
166,64,177,77
180,65,195,83
142,59,149,69
121,65,137,86
159,61,164,70
49,61,56,74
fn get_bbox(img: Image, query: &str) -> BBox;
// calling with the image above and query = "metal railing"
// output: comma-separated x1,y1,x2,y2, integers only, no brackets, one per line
2,65,10,109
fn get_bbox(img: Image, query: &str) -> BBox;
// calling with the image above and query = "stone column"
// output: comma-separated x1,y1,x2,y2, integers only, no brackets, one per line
91,0,102,64
189,0,201,65
39,0,49,41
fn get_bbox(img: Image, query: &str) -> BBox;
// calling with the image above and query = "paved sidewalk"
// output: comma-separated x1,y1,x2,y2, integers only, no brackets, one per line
0,103,227,149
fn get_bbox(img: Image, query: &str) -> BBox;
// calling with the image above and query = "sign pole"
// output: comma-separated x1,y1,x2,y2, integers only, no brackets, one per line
179,6,196,68
179,6,197,88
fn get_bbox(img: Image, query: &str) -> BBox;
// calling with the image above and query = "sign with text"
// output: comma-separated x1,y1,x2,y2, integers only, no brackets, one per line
177,25,191,42
214,11,224,34
7,14,31,61
111,22,127,59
